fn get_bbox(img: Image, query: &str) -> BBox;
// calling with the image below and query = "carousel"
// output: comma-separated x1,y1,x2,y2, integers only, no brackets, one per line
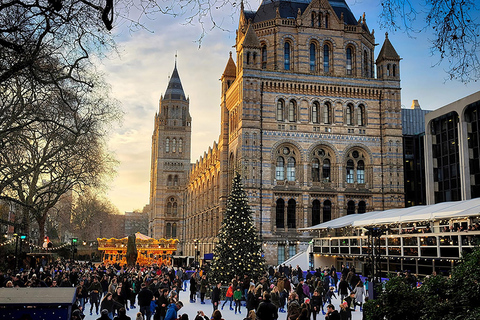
97,232,178,266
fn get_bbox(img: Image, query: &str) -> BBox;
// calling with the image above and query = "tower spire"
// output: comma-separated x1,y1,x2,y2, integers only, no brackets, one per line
164,60,186,101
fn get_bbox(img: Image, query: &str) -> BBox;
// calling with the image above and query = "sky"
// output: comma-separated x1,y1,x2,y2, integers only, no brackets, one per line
98,0,479,213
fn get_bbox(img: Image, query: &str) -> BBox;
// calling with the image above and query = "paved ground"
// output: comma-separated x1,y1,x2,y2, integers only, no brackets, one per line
82,290,363,320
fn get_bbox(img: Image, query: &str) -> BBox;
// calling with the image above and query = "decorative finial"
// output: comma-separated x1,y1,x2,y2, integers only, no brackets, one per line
229,51,232,58
175,51,178,67
385,32,389,39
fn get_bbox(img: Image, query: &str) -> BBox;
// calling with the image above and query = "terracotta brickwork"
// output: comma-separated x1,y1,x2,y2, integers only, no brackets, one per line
151,0,405,265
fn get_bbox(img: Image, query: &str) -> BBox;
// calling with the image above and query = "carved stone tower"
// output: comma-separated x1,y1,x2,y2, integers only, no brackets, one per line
149,62,191,249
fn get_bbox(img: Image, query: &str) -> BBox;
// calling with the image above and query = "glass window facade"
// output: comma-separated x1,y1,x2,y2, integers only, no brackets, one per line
466,101,480,198
431,112,461,203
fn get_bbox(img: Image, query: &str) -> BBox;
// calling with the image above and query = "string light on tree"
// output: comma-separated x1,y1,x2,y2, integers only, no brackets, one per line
208,172,266,284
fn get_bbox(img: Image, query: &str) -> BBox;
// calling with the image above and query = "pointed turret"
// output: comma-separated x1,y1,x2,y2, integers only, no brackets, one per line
221,52,237,94
376,32,401,80
164,63,186,101
376,32,400,63
242,24,261,48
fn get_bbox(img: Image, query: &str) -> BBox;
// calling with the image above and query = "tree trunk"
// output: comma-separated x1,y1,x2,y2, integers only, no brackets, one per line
37,214,47,244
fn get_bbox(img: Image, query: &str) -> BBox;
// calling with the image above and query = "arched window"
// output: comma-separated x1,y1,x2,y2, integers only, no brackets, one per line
284,41,291,70
347,200,355,215
261,45,267,69
172,138,176,153
166,138,170,153
323,200,331,222
276,198,285,228
166,223,172,238
287,199,296,228
357,105,365,126
323,44,330,73
323,102,331,124
393,64,397,77
276,146,298,183
387,64,391,76
357,160,365,183
312,200,321,226
312,158,320,182
179,138,183,153
346,104,354,125
346,159,354,183
310,43,316,72
277,99,285,121
323,159,331,181
312,101,319,123
172,223,177,238
167,197,177,215
358,201,366,214
288,100,296,122
346,47,353,75
287,157,296,181
311,12,316,27
346,151,367,184
312,147,332,183
364,50,369,77
167,175,172,186
253,52,257,64
246,51,250,65
173,175,178,186
325,13,329,28
276,157,285,180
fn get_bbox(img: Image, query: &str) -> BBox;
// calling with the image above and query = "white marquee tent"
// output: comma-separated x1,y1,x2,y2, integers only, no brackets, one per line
300,198,480,231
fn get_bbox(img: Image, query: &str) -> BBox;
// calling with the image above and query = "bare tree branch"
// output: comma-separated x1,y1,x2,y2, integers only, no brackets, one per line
380,0,480,82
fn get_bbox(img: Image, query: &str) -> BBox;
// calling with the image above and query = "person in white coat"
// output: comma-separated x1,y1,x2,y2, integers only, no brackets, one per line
351,281,365,311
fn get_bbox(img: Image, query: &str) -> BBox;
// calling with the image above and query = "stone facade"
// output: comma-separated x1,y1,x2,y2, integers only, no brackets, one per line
150,0,405,265
149,64,191,248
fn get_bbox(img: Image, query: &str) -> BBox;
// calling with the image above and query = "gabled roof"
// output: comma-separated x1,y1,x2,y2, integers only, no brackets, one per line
252,0,357,25
376,32,400,63
164,64,186,101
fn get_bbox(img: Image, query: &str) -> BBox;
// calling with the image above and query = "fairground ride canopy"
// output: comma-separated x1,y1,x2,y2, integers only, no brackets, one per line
97,232,178,266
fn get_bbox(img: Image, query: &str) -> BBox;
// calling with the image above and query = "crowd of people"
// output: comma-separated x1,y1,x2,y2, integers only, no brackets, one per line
0,260,366,320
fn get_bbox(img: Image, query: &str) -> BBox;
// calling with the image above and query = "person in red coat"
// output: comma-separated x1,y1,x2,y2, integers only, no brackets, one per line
221,283,234,310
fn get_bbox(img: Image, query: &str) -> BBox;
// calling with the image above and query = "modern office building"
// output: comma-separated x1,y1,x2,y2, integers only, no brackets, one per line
402,100,430,207
425,91,480,204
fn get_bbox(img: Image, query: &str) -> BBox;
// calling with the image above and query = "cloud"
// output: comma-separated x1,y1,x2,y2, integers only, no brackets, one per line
100,0,478,213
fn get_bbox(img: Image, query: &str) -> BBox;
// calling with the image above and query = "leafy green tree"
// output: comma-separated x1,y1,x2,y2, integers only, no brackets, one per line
364,275,422,320
208,173,265,285
126,234,138,267
364,247,480,320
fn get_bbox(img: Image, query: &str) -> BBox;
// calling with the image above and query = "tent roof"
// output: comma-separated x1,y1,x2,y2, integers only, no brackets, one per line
134,232,153,240
0,287,76,305
301,198,480,230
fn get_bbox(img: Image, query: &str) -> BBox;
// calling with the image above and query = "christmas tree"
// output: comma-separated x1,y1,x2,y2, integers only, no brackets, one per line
208,172,266,285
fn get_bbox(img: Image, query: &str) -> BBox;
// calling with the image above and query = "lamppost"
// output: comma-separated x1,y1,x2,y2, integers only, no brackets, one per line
14,233,27,271
365,227,385,299
193,239,198,268
71,238,78,261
